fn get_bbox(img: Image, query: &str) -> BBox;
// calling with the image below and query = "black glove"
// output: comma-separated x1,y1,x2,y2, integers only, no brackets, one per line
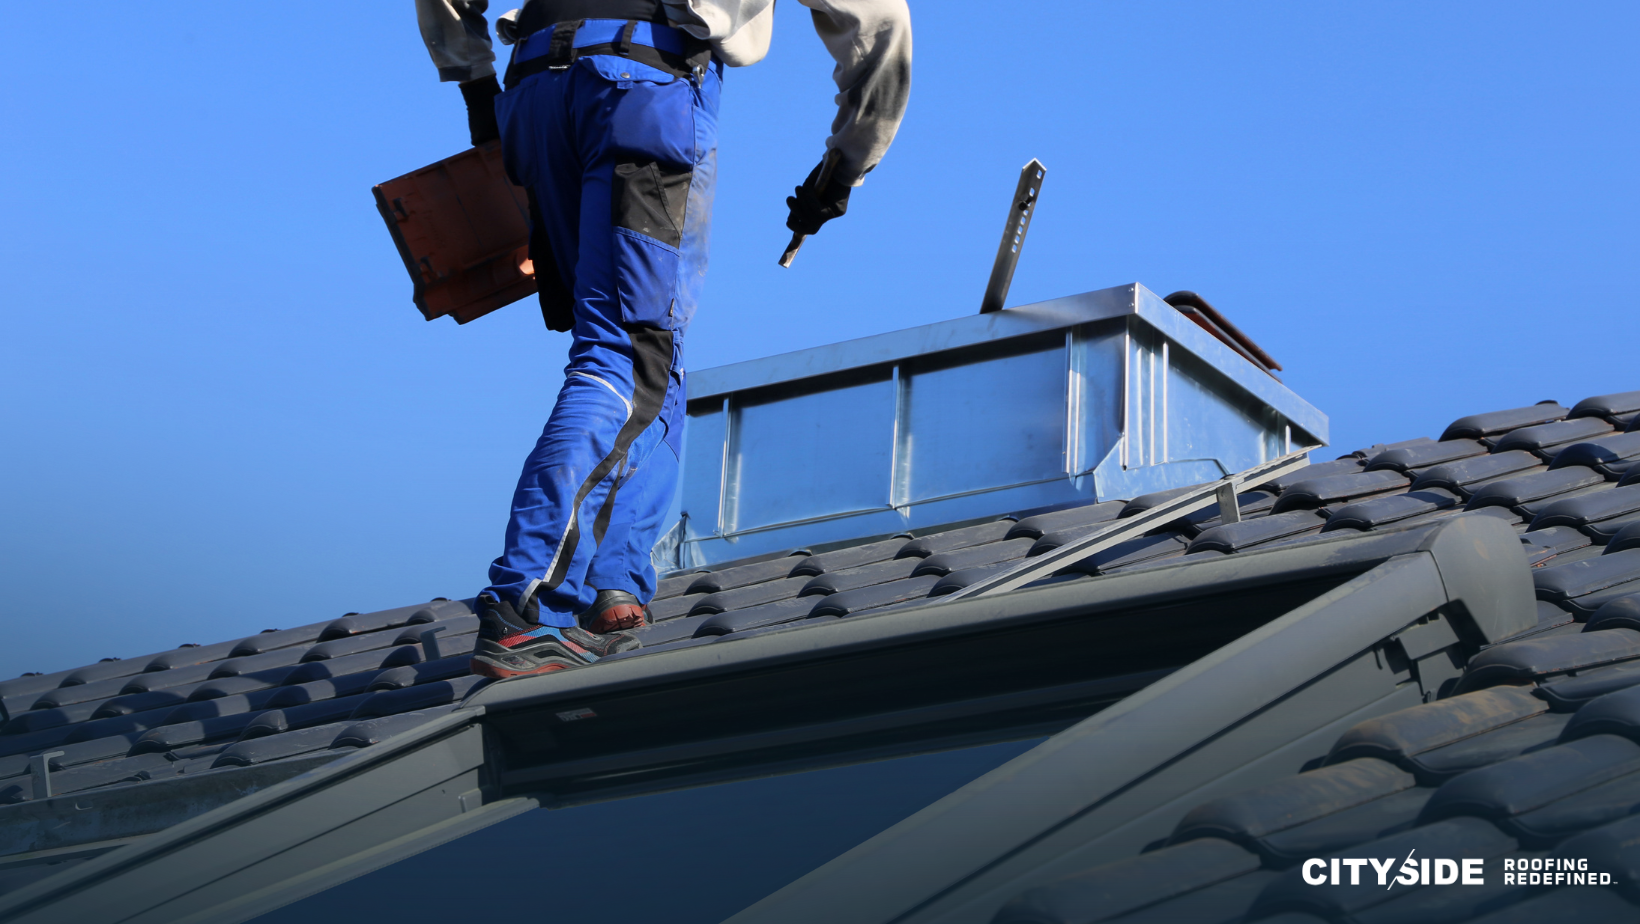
459,74,502,146
785,158,852,235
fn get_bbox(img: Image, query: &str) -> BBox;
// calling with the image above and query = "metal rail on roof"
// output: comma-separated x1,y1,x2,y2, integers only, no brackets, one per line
939,448,1315,601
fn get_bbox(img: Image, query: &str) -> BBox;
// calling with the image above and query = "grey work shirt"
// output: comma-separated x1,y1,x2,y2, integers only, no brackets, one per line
415,0,910,185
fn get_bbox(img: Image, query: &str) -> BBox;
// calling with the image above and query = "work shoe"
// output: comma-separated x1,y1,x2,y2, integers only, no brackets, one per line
579,589,648,634
470,592,590,680
562,624,641,658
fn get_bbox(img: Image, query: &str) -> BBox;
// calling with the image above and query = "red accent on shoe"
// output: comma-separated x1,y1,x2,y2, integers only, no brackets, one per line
587,604,647,634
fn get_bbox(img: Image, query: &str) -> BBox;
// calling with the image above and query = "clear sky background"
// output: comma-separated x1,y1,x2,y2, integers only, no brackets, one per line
3,1,1637,681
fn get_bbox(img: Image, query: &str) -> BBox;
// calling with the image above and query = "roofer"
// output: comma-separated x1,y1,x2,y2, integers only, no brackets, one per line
414,0,912,678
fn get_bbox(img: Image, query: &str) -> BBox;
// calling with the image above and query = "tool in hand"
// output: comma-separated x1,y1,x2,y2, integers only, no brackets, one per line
778,149,845,268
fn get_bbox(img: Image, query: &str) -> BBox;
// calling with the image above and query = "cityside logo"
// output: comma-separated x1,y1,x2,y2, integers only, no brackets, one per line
1301,852,1614,888
1302,852,1483,888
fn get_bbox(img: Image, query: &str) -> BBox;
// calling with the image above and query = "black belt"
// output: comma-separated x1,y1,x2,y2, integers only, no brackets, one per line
514,0,669,38
504,19,714,89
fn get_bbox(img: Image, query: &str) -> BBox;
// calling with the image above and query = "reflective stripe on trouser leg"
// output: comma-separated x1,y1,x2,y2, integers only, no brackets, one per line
488,328,673,627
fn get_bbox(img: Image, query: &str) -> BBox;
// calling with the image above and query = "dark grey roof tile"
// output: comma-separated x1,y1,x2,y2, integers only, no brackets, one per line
1493,418,1616,459
1335,852,1538,924
1515,482,1615,521
1411,451,1543,496
1327,687,1547,771
1322,490,1459,533
280,644,424,686
801,557,921,594
1365,439,1487,473
1392,712,1572,786
787,536,912,577
58,702,186,745
1538,662,1640,712
1348,438,1431,460
1490,602,1578,645
240,694,372,740
212,722,350,768
1066,534,1190,574
0,726,82,760
897,519,1017,557
186,667,301,702
57,659,154,689
1621,465,1640,487
1528,485,1640,533
206,646,312,679
129,712,263,755
300,631,405,663
1099,870,1277,924
626,612,716,645
87,689,197,721
28,674,145,711
1188,511,1327,554
1418,735,1640,847
687,576,812,617
1606,521,1640,555
366,653,474,692
1548,432,1640,478
645,593,701,622
1458,885,1637,921
685,554,811,594
693,597,818,637
392,614,480,646
4,701,105,736
597,636,719,662
1100,550,1221,575
1520,526,1593,557
1571,390,1640,423
708,615,847,644
1007,501,1126,538
1587,595,1640,634
349,676,486,721
1561,683,1640,745
1548,813,1640,901
1255,788,1433,870
992,837,1260,924
1247,817,1516,921
318,600,467,641
1466,467,1606,512
1534,550,1640,604
1164,492,1279,537
263,673,379,709
116,661,220,695
227,621,333,658
142,639,250,672
1457,630,1640,694
1169,758,1414,854
1270,471,1411,513
927,562,1012,596
1252,457,1367,494
1441,403,1569,441
159,690,281,727
808,576,942,617
332,705,463,747
1115,487,1198,518
1628,413,1640,433
917,538,1036,576
652,570,708,601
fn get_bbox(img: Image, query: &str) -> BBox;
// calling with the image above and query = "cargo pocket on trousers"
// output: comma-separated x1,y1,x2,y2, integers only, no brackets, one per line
612,158,691,329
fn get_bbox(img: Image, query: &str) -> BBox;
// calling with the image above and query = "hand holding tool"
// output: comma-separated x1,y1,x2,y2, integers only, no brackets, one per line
779,149,848,268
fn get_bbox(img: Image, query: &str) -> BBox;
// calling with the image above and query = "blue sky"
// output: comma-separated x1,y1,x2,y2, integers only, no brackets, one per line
3,1,1636,679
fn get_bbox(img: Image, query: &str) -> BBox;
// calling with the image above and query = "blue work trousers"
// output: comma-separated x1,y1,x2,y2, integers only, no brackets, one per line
487,48,719,626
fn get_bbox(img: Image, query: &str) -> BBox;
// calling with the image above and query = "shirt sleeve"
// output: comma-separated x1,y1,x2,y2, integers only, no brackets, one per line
415,0,498,83
798,0,911,186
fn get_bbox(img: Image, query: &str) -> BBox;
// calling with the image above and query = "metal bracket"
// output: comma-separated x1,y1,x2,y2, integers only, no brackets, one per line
979,159,1046,314
938,449,1312,601
1216,479,1242,525
30,752,64,801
